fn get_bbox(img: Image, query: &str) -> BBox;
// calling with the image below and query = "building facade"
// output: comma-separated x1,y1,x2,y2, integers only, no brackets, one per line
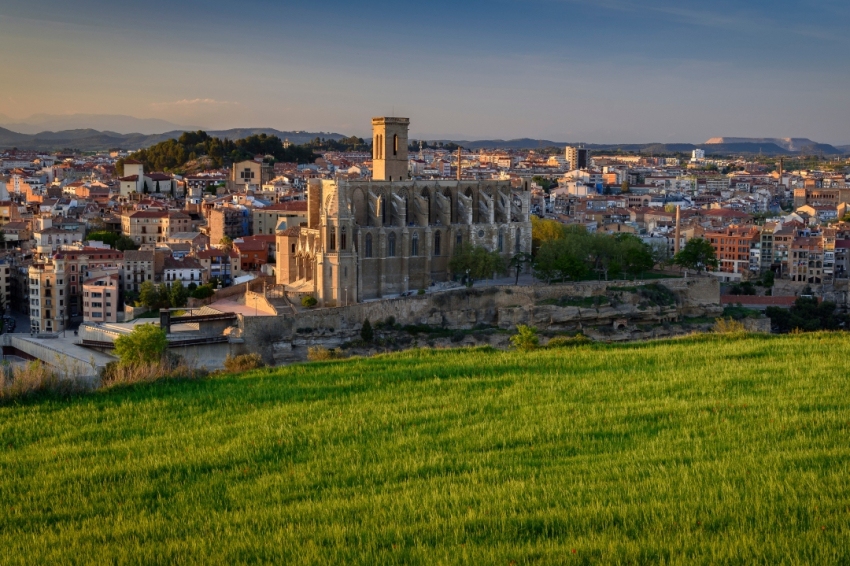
276,117,532,306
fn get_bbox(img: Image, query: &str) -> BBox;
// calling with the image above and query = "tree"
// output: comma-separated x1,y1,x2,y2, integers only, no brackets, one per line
449,245,506,286
620,181,629,193
509,252,534,285
115,236,139,251
531,216,566,255
360,319,374,343
673,238,718,273
138,281,160,309
86,230,120,247
766,296,846,333
533,239,589,283
190,284,215,300
510,325,539,351
157,284,170,308
219,236,233,252
0,230,6,250
169,280,188,308
114,324,168,366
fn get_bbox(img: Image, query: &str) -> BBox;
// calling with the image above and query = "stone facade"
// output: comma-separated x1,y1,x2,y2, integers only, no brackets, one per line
275,117,533,305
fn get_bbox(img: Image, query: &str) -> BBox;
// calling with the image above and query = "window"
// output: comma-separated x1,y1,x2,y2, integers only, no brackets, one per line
411,232,419,256
498,229,504,252
393,134,398,156
291,243,296,254
341,226,347,250
365,233,373,258
516,228,521,253
388,233,396,257
434,231,441,256
329,227,336,251
457,233,462,248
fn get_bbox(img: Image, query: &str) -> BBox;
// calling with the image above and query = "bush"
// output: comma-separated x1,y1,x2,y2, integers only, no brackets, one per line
301,295,318,308
307,346,342,361
114,324,168,366
191,284,215,300
547,334,591,348
417,289,425,295
223,353,264,373
360,319,374,342
713,317,747,334
101,359,207,388
451,331,466,343
510,325,540,351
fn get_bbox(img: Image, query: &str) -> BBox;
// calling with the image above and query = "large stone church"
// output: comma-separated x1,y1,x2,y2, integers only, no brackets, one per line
275,117,532,306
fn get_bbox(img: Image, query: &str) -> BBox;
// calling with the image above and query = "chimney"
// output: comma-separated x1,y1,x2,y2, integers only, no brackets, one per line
674,205,681,255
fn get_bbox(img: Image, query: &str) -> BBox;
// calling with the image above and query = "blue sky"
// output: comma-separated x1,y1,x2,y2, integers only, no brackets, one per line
0,0,848,143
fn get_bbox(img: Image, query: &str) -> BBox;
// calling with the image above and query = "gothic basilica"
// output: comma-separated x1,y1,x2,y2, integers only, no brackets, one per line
276,117,532,306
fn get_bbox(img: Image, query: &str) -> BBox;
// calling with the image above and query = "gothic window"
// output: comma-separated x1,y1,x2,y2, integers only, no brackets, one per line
498,229,504,252
434,231,441,256
456,233,463,248
341,226,347,250
393,134,398,156
388,232,396,257
411,232,419,256
516,228,522,253
381,196,387,225
365,233,373,258
329,227,336,251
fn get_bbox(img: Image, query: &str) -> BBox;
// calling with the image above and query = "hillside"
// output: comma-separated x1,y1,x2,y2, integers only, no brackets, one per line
0,127,347,152
1,333,848,564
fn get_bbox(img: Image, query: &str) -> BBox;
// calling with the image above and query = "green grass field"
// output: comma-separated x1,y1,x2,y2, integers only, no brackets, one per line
2,333,849,564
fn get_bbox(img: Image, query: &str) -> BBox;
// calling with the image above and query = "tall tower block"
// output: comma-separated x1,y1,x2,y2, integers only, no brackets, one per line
372,117,409,181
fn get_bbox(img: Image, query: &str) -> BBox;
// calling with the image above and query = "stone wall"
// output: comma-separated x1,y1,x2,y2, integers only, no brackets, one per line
236,277,721,364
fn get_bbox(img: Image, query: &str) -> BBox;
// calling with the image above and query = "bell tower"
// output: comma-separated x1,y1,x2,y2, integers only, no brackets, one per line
372,117,409,182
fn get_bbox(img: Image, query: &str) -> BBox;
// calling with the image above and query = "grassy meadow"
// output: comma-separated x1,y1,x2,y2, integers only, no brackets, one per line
1,332,849,564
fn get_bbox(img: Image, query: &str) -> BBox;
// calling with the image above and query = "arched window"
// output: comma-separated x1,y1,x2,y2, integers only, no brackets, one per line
411,232,419,256
381,196,387,225
329,226,336,251
456,233,462,248
515,228,522,253
498,229,504,252
393,134,398,156
434,231,441,256
365,233,373,258
374,136,379,159
341,226,347,250
388,232,396,257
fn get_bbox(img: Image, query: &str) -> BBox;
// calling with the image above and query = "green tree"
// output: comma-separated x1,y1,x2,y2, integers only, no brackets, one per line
360,319,374,343
86,230,120,247
673,238,718,273
219,236,233,252
115,236,139,251
190,284,215,300
114,324,168,366
533,239,589,283
138,281,159,309
449,245,506,286
531,216,566,255
620,181,629,193
157,284,170,308
169,281,188,308
510,325,539,351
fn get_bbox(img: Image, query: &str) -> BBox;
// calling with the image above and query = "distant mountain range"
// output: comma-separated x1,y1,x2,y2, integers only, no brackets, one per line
0,114,194,136
0,121,846,156
0,127,347,152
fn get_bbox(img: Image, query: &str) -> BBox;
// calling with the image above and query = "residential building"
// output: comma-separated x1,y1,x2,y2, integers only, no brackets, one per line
122,250,156,293
162,256,205,288
122,210,192,245
206,205,250,243
82,272,120,323
251,202,308,235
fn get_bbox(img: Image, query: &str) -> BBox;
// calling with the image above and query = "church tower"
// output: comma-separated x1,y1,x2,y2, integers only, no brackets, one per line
371,117,409,182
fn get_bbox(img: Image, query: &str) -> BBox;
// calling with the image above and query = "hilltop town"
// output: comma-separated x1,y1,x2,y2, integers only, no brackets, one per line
0,117,848,369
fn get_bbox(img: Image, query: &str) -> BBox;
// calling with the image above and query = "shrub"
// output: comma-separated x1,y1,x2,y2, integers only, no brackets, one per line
417,289,426,295
451,331,466,343
307,346,342,361
223,353,264,373
360,319,374,342
547,334,591,348
301,295,318,308
510,325,540,351
713,317,747,334
101,359,206,388
114,324,168,366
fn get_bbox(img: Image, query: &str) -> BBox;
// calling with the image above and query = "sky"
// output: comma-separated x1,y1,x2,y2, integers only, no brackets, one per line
0,0,848,143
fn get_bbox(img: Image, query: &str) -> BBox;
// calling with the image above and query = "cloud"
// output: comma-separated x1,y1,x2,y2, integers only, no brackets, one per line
150,98,239,108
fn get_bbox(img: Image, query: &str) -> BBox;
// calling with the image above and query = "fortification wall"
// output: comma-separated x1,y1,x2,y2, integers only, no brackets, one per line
237,277,721,364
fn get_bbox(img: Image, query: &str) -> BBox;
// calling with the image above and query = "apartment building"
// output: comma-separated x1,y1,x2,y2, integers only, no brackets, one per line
162,256,205,288
122,210,193,245
206,205,250,243
789,237,825,284
196,248,240,285
28,262,66,333
122,250,156,293
82,272,120,323
251,202,307,235
54,248,125,318
705,225,760,276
